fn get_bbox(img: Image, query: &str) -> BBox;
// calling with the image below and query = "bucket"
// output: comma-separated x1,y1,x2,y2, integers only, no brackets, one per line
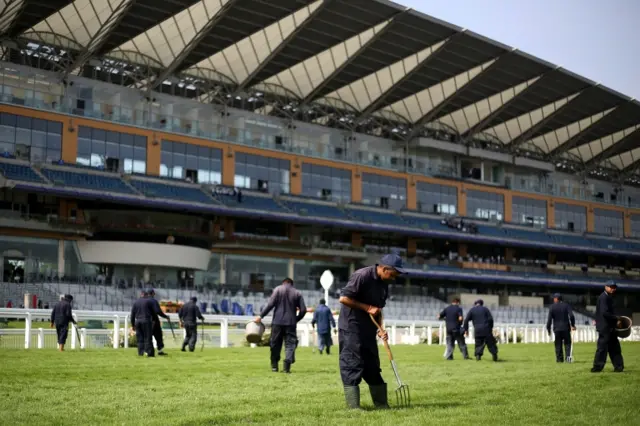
245,321,266,344
615,316,632,339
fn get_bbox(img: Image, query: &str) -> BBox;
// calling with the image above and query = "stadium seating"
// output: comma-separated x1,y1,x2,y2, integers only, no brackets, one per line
41,168,136,194
283,199,348,219
215,193,286,213
346,207,409,227
0,162,46,183
129,179,214,204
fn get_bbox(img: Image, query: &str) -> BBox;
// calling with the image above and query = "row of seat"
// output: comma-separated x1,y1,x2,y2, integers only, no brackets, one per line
2,160,640,253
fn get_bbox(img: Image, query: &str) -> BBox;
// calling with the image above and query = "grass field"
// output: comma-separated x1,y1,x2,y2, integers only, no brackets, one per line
1,343,639,426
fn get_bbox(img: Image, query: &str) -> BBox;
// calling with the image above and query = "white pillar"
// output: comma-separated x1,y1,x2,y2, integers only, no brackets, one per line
427,326,432,345
57,240,65,278
80,328,86,349
143,267,150,283
37,328,44,349
391,325,397,345
287,258,294,279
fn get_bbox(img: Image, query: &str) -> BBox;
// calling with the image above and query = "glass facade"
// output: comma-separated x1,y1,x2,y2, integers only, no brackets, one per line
160,140,222,184
225,254,289,290
361,173,406,210
301,163,351,202
554,203,587,232
631,215,640,238
466,190,504,220
512,196,547,227
234,153,290,194
416,182,457,215
593,208,623,237
0,236,58,282
0,112,62,163
77,126,147,173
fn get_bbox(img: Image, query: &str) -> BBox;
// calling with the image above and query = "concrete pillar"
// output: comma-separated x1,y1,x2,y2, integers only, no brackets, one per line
219,254,226,285
57,240,65,278
288,258,295,279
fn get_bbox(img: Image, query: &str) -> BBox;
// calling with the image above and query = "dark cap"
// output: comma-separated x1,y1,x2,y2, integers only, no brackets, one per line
553,293,562,300
379,253,406,274
474,299,484,306
64,294,73,302
147,288,156,295
606,280,617,288
190,296,197,302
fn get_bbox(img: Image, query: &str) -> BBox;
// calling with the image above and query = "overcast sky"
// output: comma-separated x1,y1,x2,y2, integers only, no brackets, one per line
402,0,640,99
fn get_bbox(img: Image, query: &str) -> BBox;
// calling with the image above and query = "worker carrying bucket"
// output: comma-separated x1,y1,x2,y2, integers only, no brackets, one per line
245,321,266,344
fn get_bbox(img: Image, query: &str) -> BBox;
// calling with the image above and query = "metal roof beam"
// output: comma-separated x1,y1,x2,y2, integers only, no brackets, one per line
299,9,406,105
147,0,241,92
355,32,462,121
234,0,332,93
546,100,636,159
461,68,558,141
0,0,25,37
61,0,134,79
507,85,601,150
581,127,640,172
406,51,512,141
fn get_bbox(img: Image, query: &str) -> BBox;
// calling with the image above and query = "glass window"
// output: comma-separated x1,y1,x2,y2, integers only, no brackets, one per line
512,196,547,227
361,173,406,210
301,163,351,202
594,208,623,237
416,182,457,215
76,126,147,174
554,203,587,232
467,190,504,221
160,139,222,184
234,153,290,194
0,112,62,163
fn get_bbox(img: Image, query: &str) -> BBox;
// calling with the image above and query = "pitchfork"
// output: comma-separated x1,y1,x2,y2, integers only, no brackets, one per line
370,314,410,408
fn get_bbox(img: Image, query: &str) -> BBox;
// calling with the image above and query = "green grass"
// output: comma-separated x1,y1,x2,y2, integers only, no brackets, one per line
1,343,639,426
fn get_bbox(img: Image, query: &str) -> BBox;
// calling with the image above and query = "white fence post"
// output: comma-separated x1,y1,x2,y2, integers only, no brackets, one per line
24,312,32,349
123,315,129,349
427,326,432,345
37,328,44,349
220,318,228,348
71,322,77,349
80,328,86,349
113,315,120,349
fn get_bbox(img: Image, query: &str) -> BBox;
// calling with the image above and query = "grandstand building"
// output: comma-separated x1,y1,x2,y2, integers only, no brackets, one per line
0,0,639,322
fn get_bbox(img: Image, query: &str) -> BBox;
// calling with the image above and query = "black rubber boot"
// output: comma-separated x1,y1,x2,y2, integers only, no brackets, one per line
343,386,361,409
282,361,291,374
369,384,389,409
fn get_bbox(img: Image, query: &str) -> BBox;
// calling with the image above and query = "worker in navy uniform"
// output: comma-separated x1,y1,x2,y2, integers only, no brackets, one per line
130,289,161,357
463,299,498,362
255,278,307,373
148,289,170,356
546,293,576,362
179,296,204,352
438,297,469,360
338,254,405,410
592,281,624,373
311,298,336,355
50,294,77,352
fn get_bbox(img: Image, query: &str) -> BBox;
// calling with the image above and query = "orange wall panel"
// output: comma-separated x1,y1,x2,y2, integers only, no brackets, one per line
406,178,416,210
290,160,302,195
547,201,556,228
352,169,362,203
